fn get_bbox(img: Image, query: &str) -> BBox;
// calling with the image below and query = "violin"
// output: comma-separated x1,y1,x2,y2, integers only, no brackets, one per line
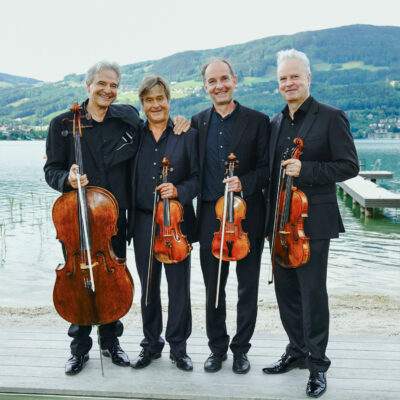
270,137,310,282
212,153,250,307
154,157,192,264
145,157,191,306
52,102,134,326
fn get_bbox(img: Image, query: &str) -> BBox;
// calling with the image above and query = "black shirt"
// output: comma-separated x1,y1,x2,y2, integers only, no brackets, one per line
202,102,239,201
269,96,313,230
135,119,172,211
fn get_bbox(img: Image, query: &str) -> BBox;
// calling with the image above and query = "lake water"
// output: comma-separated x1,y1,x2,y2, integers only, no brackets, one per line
0,140,399,308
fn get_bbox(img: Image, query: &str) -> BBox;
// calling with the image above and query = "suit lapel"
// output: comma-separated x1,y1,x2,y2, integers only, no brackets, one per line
198,108,213,171
296,100,319,141
164,132,179,161
229,106,248,153
270,113,283,173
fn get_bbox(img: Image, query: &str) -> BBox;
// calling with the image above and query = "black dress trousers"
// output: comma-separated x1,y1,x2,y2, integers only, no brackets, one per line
198,201,264,355
68,209,127,356
133,209,192,357
273,239,331,372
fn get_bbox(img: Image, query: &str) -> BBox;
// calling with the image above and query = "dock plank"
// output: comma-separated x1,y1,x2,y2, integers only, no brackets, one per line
338,176,400,208
0,326,399,400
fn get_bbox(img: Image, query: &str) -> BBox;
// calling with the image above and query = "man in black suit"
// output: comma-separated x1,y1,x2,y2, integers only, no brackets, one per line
44,62,189,376
191,58,270,374
262,49,359,398
128,75,198,372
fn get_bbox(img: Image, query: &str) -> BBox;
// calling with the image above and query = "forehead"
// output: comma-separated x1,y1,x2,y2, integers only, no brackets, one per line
145,84,168,98
205,61,232,79
93,69,118,83
278,59,307,77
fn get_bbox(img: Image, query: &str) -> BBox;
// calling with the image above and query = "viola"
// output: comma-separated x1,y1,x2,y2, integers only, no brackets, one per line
211,153,250,307
145,157,191,306
52,102,134,326
270,137,310,282
154,157,192,264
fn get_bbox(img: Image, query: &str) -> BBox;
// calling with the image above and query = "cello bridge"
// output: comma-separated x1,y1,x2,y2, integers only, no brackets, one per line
80,262,99,270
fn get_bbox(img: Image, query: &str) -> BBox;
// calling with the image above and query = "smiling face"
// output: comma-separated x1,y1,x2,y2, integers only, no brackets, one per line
278,58,311,109
86,69,118,109
142,84,170,126
203,61,237,106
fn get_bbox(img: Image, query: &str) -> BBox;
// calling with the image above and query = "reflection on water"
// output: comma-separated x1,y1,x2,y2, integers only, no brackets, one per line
0,140,399,307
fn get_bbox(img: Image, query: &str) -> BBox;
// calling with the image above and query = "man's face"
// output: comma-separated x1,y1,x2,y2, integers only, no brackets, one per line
142,85,170,125
86,69,118,109
203,61,237,106
278,58,311,105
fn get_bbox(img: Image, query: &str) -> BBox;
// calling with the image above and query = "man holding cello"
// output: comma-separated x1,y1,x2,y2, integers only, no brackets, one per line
262,49,359,398
44,61,188,375
191,58,270,374
128,75,198,372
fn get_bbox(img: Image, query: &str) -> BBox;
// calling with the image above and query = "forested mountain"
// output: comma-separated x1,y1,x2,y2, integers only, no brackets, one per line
1,24,400,139
0,73,41,87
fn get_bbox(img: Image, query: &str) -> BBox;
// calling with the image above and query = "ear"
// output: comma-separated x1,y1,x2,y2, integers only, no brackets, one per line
86,81,91,93
307,73,311,87
233,75,238,87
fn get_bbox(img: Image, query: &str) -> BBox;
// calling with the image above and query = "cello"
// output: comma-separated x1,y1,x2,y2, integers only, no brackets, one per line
145,157,191,305
211,153,250,307
52,103,134,351
270,137,310,283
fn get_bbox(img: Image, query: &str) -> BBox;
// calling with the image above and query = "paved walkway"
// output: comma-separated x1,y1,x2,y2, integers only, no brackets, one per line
0,326,399,400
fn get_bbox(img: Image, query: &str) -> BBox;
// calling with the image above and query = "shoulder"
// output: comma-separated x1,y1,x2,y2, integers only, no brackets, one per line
192,107,212,121
109,103,141,127
48,109,72,132
314,99,343,116
239,104,270,123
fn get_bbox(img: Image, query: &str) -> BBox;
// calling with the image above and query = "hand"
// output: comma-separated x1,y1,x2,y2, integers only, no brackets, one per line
222,176,242,192
67,164,89,189
282,159,301,177
172,115,190,135
157,183,178,199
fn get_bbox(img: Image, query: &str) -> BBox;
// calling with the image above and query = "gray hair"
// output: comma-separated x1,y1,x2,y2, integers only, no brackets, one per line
276,49,311,75
85,60,121,85
201,57,235,83
138,75,171,103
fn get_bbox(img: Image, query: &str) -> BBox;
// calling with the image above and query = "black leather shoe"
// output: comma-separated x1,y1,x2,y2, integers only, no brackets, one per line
131,349,161,369
262,353,307,374
102,344,130,366
65,354,89,375
170,352,193,371
232,353,250,374
306,372,327,398
204,353,227,372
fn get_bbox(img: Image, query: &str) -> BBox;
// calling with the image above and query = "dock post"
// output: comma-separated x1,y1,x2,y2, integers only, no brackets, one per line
366,208,373,217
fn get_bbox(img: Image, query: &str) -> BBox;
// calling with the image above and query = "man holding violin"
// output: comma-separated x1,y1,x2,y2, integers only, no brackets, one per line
44,61,189,376
191,58,270,374
262,49,359,398
127,75,199,372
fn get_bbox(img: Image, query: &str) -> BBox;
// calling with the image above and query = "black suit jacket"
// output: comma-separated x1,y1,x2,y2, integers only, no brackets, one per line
44,102,141,209
266,98,359,239
191,103,270,240
127,126,199,244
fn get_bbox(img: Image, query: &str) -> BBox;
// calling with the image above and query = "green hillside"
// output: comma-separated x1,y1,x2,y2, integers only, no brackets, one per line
1,24,400,139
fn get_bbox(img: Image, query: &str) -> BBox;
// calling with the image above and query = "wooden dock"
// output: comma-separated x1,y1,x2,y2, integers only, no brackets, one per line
337,174,400,217
1,325,399,400
358,171,393,182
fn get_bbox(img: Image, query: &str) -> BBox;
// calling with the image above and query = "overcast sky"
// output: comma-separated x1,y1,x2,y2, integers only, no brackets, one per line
1,0,399,82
